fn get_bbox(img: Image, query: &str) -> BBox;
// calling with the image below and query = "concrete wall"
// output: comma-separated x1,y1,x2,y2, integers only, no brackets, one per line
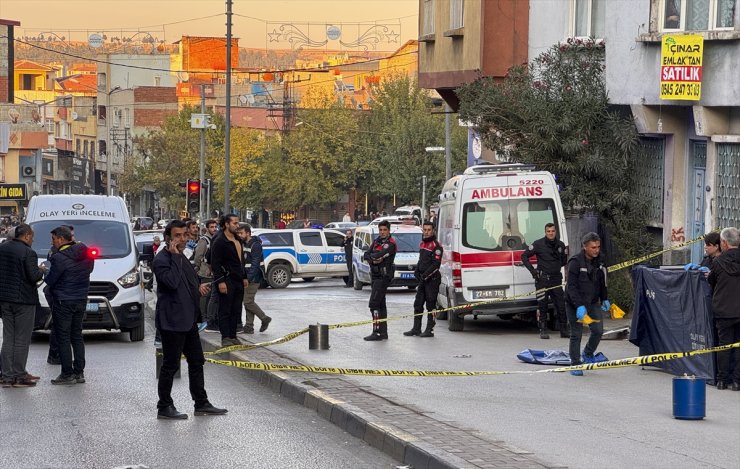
528,0,574,59
98,55,174,91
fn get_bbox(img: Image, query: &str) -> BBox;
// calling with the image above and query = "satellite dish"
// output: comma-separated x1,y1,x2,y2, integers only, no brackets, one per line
71,111,79,120
247,94,255,104
238,95,248,105
178,71,190,82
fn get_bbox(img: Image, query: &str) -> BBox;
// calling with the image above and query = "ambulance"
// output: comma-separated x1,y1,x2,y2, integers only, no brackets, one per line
25,195,146,341
435,164,569,331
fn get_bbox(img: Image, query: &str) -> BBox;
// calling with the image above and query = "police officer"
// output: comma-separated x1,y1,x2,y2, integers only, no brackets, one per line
404,222,442,338
521,223,567,339
363,220,396,341
565,232,609,376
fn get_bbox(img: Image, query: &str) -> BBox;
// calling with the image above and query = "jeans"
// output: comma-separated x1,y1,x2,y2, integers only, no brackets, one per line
715,317,740,384
566,302,603,365
243,281,267,329
0,302,35,382
157,326,208,409
217,279,244,339
53,300,86,377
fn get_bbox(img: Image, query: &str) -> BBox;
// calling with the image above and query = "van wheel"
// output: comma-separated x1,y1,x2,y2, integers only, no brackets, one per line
435,297,448,320
129,324,145,342
267,264,292,289
353,269,364,290
447,290,464,331
302,277,315,282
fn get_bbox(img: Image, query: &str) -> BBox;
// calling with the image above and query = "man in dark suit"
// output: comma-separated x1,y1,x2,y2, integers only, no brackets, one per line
152,220,227,420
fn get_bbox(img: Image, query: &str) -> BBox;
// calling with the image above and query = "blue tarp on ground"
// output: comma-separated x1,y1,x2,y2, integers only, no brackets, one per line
516,349,608,365
629,266,715,381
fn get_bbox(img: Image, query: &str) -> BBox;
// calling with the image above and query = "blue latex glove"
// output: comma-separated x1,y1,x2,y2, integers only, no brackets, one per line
576,305,587,320
683,263,700,271
601,300,611,312
698,266,710,274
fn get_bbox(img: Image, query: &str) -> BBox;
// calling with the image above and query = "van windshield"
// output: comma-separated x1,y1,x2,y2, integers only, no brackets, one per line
392,232,422,252
462,199,559,251
29,220,132,259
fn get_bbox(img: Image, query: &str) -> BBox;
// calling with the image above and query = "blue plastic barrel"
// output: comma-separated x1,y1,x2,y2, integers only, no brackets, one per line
672,376,705,420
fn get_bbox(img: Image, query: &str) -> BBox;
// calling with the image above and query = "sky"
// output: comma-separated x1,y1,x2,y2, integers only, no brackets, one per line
0,0,419,50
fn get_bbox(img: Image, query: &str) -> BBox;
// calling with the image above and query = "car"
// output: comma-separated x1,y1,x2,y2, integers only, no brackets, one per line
131,216,154,230
351,224,423,290
287,218,324,229
256,228,348,288
157,218,174,229
324,221,358,231
393,205,423,223
368,216,418,226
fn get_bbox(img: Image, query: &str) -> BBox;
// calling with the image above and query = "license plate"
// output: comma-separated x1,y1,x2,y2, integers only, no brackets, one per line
472,289,506,300
400,273,415,279
85,303,99,313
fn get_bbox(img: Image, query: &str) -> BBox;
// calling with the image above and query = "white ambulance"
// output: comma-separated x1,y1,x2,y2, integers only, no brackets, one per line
435,164,569,331
25,195,146,341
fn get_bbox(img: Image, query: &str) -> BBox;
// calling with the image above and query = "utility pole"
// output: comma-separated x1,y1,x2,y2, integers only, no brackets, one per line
199,84,206,222
224,0,233,214
444,103,452,181
421,175,427,223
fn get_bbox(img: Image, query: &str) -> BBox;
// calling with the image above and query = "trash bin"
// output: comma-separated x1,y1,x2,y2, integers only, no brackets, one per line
673,375,705,420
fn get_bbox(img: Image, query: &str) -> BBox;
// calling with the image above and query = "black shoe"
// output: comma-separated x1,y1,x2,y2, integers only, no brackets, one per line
560,331,569,338
194,402,228,416
12,378,37,388
730,382,740,391
241,327,254,334
364,332,383,341
47,356,61,365
74,373,85,384
539,330,550,339
259,316,272,332
716,381,727,390
419,330,434,338
157,405,188,420
51,374,77,385
343,284,352,288
403,329,421,337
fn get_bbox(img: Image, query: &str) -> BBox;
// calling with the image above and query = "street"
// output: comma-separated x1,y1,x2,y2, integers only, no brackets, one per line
229,277,740,469
0,308,397,469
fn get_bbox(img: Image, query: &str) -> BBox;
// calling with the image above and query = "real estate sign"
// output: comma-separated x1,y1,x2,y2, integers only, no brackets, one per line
660,34,703,101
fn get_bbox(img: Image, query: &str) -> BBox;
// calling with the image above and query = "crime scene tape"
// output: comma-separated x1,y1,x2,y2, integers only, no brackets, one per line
203,229,716,356
205,341,740,376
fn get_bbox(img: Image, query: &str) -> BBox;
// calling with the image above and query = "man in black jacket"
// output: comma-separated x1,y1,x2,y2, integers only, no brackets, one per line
342,230,354,287
405,222,442,338
0,224,45,388
210,214,247,347
708,227,740,391
152,220,227,419
564,232,609,376
45,225,94,385
521,223,568,339
363,221,397,341
238,224,271,334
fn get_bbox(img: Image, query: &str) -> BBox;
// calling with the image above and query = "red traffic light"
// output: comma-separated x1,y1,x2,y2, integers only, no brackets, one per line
188,181,200,192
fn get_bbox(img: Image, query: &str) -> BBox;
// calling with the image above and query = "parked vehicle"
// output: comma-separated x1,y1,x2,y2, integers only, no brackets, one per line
255,228,348,288
134,229,162,291
324,221,358,230
131,216,154,230
26,195,148,341
157,218,173,229
435,164,569,331
352,224,423,290
286,218,324,229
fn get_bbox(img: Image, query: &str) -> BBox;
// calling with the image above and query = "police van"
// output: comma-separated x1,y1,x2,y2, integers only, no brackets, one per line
436,164,568,331
25,195,146,341
352,224,423,289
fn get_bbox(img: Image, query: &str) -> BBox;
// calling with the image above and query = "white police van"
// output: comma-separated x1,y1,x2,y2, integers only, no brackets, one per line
255,228,349,288
352,224,423,289
436,164,569,331
25,195,146,341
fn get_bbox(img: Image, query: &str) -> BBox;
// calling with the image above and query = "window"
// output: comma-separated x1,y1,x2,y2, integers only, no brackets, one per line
325,232,345,247
83,140,89,157
450,0,464,29
422,0,436,36
0,156,4,182
90,142,95,158
97,73,106,91
662,0,736,30
154,76,161,87
45,119,54,133
76,139,81,155
30,220,131,259
124,108,130,128
392,232,423,253
299,232,323,247
572,0,606,38
462,200,558,251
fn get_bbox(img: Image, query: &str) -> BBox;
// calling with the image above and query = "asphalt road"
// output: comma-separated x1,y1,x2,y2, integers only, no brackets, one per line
0,309,397,469
241,277,740,469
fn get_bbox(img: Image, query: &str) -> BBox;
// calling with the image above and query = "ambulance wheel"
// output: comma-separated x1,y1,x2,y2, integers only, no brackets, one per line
302,277,315,282
435,298,448,320
448,311,464,331
267,264,292,289
129,323,145,342
353,270,364,290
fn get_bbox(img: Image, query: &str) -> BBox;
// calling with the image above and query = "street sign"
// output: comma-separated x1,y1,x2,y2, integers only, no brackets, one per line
88,33,104,49
191,113,208,129
660,34,703,101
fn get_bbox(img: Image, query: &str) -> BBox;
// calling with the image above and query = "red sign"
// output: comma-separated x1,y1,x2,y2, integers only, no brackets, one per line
470,186,543,200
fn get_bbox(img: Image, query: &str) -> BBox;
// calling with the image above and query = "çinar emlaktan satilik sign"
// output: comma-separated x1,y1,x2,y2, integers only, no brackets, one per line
660,34,703,101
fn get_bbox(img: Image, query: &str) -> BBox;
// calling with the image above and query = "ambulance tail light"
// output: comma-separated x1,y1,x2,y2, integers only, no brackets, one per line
452,251,462,288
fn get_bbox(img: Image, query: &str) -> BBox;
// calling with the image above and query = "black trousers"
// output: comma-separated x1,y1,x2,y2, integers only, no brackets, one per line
535,276,566,326
715,317,740,384
369,276,392,335
158,325,208,409
413,277,440,329
53,300,86,377
566,302,603,365
218,279,244,339
345,255,353,285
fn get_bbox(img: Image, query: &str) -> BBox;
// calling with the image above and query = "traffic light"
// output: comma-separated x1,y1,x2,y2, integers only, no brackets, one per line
187,179,201,214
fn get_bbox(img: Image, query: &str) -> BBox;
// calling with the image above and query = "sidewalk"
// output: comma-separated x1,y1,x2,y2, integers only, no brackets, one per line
200,331,564,469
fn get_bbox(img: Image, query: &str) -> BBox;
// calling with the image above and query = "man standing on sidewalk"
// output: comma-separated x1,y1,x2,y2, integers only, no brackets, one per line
0,224,45,388
210,214,246,347
363,220,397,341
404,222,442,338
342,229,354,287
152,220,227,419
45,225,94,385
238,224,271,334
194,219,217,329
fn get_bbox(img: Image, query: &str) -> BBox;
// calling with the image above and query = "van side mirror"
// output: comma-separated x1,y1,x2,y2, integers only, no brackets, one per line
361,244,370,252
140,243,154,263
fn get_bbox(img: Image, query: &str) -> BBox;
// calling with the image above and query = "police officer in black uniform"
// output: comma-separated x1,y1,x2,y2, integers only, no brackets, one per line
363,220,397,341
521,223,568,339
404,221,443,338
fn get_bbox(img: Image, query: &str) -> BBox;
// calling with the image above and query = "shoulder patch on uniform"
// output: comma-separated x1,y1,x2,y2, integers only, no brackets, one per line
529,244,535,250
435,249,442,255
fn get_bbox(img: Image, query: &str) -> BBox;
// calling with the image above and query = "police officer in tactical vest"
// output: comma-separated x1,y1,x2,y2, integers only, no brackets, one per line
363,220,397,341
521,223,568,339
404,221,443,338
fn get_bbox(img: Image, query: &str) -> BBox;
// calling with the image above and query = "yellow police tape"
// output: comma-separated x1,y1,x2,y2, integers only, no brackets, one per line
205,341,740,376
203,229,715,356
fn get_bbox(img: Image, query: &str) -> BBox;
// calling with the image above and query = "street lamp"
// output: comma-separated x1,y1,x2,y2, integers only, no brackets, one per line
105,86,122,196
